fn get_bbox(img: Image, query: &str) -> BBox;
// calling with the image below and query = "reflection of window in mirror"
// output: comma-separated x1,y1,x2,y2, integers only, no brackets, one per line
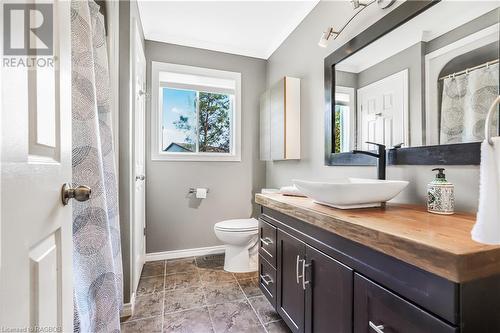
334,87,355,153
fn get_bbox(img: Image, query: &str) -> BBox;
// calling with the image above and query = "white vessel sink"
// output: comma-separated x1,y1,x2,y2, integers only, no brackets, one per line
293,178,409,209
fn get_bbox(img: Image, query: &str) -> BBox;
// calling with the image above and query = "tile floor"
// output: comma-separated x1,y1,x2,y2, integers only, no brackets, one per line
121,254,291,333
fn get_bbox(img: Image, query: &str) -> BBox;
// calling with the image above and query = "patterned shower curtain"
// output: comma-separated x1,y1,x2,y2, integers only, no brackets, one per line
71,1,122,332
440,63,499,144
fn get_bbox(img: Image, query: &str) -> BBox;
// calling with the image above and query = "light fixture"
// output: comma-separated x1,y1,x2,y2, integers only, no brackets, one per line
318,27,338,48
351,0,368,9
318,0,396,48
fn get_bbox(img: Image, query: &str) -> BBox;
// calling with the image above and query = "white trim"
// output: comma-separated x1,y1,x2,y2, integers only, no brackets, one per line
335,86,356,152
120,298,134,318
131,18,147,309
146,245,226,262
151,61,242,162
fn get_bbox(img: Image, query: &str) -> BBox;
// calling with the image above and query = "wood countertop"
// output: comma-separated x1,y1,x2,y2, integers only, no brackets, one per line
255,193,500,283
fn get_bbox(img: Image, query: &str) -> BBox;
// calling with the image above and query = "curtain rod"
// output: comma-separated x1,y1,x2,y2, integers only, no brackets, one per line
438,58,499,81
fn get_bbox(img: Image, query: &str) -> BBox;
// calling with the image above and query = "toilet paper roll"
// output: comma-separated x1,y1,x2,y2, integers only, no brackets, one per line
195,188,207,199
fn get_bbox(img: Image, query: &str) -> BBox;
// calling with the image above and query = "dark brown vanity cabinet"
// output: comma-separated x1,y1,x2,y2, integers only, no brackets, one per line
354,274,457,333
276,230,306,333
305,245,353,333
271,227,353,333
257,210,476,333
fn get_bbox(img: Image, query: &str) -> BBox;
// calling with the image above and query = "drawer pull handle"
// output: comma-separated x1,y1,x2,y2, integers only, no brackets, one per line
260,274,273,286
302,260,311,290
369,321,385,333
296,255,301,284
260,237,273,246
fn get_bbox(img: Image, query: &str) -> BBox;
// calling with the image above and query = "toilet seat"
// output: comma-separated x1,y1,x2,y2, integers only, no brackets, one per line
214,218,258,232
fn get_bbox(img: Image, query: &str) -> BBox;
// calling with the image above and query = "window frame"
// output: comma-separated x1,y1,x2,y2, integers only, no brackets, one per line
335,86,356,152
151,61,242,162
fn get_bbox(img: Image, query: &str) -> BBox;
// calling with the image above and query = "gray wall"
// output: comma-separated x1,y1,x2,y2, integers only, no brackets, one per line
335,70,358,89
145,41,267,253
426,8,499,54
118,0,144,303
266,0,480,212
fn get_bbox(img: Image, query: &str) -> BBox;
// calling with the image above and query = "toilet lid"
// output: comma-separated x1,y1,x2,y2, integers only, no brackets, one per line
214,218,258,232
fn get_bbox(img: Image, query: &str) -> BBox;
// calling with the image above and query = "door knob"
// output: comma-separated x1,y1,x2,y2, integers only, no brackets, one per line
61,183,91,205
135,175,146,181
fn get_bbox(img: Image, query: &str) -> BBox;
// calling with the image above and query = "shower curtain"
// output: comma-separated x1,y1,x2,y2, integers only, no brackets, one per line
71,1,122,332
440,63,499,144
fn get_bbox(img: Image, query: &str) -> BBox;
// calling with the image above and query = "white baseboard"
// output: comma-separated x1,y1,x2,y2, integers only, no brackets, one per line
120,299,133,318
120,291,136,318
146,245,226,262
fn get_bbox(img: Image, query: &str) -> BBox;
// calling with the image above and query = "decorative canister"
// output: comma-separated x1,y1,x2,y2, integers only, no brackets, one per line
427,168,455,215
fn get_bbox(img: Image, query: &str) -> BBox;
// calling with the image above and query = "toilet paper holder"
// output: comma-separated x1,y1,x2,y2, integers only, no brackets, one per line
188,187,209,194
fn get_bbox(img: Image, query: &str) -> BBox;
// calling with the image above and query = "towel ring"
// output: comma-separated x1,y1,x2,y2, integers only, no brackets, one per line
485,95,500,145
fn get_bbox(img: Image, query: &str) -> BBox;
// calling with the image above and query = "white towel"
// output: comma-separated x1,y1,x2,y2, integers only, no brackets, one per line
471,137,500,244
279,185,306,197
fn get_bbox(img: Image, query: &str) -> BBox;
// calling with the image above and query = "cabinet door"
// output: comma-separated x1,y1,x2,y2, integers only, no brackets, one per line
270,79,285,160
277,230,306,333
305,245,353,333
354,274,458,333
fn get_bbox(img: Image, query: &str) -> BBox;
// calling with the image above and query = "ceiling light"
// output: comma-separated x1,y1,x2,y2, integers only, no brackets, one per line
318,0,396,48
351,0,368,9
318,27,339,48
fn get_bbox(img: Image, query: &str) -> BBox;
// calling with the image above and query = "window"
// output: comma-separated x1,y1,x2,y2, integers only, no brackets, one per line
334,104,349,153
334,87,355,153
151,62,241,161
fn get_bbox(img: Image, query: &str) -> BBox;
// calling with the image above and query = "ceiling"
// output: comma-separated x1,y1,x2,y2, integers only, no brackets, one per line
137,1,319,59
337,1,499,73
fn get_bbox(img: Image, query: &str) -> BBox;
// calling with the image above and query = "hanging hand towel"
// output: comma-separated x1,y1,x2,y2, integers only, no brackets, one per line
471,137,500,244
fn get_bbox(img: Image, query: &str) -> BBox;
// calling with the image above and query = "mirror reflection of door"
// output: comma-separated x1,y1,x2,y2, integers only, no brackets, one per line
357,69,408,151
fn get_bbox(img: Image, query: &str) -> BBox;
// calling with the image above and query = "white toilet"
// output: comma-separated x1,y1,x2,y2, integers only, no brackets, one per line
214,218,259,273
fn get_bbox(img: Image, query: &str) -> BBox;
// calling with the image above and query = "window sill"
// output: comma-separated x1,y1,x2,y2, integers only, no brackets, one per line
151,152,241,162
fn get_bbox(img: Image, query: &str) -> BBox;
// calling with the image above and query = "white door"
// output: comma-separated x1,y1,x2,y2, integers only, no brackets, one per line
0,1,74,331
357,69,409,150
132,20,146,295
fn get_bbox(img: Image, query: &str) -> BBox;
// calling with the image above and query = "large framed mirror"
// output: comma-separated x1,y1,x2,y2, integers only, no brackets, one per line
325,0,499,165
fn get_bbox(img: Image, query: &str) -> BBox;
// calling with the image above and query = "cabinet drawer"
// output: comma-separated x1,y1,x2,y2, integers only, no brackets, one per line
259,218,277,267
259,255,277,308
354,274,457,333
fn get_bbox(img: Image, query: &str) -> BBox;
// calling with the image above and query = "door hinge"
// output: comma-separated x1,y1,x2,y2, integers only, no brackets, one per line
143,227,146,236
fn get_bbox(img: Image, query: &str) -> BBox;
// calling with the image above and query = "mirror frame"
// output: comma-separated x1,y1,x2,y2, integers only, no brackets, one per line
324,0,481,166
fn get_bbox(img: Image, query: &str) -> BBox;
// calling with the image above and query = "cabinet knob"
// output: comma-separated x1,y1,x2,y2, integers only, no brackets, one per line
369,321,385,333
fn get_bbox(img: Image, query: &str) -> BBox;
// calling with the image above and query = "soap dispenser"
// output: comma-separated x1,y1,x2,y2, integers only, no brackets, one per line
427,168,455,215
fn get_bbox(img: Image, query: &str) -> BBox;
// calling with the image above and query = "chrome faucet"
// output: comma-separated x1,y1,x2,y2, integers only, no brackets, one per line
352,142,386,180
